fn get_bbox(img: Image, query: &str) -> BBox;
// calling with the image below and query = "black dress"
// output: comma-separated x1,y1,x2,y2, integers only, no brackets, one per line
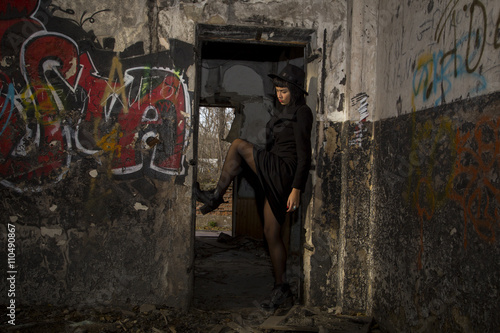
253,103,313,224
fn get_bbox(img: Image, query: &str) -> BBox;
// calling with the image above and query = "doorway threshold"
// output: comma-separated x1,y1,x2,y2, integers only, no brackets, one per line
195,230,232,237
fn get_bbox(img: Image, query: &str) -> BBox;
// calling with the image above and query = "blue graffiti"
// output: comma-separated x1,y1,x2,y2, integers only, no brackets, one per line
0,84,16,137
413,32,487,106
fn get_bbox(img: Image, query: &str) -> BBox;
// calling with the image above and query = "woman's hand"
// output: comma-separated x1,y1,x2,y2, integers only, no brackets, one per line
287,188,301,213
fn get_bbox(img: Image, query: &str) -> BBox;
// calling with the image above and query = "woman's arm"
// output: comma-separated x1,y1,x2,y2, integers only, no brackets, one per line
291,105,313,191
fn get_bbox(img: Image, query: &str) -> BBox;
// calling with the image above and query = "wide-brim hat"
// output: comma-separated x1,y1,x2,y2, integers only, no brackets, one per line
268,64,308,95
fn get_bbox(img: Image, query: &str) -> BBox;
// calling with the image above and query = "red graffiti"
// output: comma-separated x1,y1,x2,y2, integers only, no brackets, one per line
0,0,190,192
450,116,500,247
76,61,188,176
0,1,38,18
0,0,43,60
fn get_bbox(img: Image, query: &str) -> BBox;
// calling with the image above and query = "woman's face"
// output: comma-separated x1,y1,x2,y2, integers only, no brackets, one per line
276,87,291,105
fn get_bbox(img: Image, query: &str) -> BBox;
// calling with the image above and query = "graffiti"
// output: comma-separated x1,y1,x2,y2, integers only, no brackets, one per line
48,5,110,28
408,117,457,269
385,0,500,110
76,60,190,176
407,114,500,269
409,0,500,268
412,33,488,108
416,0,500,106
0,0,192,192
464,0,487,73
349,93,369,147
408,1,499,268
495,10,500,48
399,113,500,269
450,117,500,247
432,0,498,68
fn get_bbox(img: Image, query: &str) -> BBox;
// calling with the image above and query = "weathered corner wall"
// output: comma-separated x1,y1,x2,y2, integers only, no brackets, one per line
302,1,348,309
303,0,378,313
370,0,500,332
310,0,500,332
0,0,194,308
373,92,500,332
0,0,344,311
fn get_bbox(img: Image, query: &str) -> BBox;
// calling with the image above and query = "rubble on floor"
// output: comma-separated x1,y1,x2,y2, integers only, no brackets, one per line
1,303,380,333
2,234,382,332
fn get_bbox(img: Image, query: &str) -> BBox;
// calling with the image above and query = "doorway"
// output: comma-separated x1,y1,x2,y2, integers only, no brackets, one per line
193,24,314,311
195,106,235,236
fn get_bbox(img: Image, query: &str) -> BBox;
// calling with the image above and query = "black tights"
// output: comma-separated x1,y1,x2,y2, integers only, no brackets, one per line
216,138,287,284
263,199,287,284
215,138,256,194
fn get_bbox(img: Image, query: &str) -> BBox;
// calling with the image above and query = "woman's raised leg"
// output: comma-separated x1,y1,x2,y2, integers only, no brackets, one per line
215,138,256,194
195,138,256,213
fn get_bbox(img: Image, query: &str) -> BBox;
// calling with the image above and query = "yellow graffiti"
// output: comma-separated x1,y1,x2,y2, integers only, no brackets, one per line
97,124,122,157
19,84,67,126
101,57,129,114
409,117,457,269
409,117,456,205
411,53,434,111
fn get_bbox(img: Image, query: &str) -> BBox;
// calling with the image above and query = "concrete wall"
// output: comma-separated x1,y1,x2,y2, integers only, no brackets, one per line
302,0,499,332
0,0,195,308
369,1,500,331
0,0,334,310
0,0,499,332
314,0,500,331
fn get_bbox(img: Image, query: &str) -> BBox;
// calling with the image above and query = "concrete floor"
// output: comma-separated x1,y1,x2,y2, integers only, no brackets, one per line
1,231,379,332
191,232,379,332
193,231,276,314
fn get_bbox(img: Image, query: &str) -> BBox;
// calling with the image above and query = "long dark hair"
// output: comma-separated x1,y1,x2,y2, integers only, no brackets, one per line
272,77,306,107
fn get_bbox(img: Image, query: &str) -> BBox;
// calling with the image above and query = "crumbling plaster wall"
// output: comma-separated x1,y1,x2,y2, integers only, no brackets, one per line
3,0,497,331
309,1,500,332
0,0,195,309
369,0,500,332
0,0,346,311
303,0,378,314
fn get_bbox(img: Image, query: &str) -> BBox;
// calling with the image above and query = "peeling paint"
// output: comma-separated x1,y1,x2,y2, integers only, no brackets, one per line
134,202,149,211
324,127,340,158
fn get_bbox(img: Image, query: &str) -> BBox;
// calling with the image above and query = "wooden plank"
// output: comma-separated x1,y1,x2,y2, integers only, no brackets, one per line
234,198,263,239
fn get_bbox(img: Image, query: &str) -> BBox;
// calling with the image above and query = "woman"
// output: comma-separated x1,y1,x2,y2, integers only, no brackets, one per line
195,64,313,310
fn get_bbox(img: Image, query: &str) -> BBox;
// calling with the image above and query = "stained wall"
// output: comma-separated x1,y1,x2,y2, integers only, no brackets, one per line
0,0,195,308
0,0,340,310
343,0,500,331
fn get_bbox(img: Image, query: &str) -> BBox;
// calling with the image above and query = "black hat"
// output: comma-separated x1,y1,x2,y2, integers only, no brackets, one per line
268,64,308,95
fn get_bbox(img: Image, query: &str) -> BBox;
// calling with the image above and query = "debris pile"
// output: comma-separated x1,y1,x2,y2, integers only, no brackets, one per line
2,235,382,332
2,303,380,333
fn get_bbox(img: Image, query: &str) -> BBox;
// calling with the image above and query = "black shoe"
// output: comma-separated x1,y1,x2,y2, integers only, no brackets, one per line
260,283,293,311
199,203,219,215
194,182,225,215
